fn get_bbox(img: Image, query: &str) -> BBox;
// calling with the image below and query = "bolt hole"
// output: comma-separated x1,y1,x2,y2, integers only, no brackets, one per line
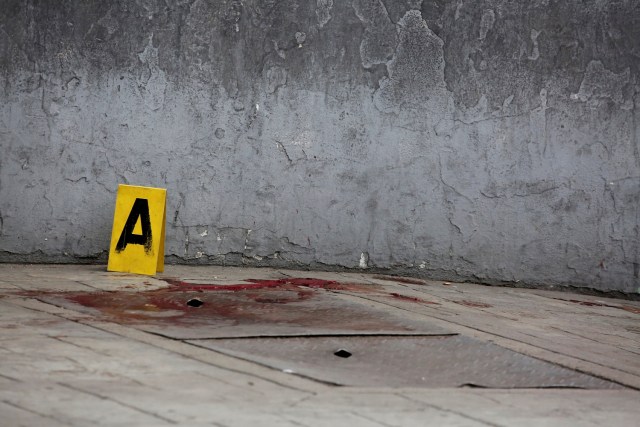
187,298,203,307
334,349,352,358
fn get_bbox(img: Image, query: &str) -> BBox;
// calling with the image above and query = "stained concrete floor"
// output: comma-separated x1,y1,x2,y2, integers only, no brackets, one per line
0,264,639,426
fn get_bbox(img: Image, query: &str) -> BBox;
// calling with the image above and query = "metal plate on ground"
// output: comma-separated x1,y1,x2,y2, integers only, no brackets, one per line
191,335,623,389
38,283,452,339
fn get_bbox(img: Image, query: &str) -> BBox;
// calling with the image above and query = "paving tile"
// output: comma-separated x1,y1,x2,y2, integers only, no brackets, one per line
402,389,640,427
2,278,96,292
0,280,21,290
0,400,69,427
0,382,176,426
280,391,491,427
279,269,366,283
158,265,287,282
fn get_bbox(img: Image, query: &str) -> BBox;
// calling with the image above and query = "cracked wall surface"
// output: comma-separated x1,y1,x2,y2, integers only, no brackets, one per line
1,0,639,293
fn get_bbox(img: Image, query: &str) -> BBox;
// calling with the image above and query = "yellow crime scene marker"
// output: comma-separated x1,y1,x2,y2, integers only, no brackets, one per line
107,184,166,275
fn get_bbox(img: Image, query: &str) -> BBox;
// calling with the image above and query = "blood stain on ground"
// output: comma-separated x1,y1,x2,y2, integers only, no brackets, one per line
455,300,493,308
388,293,439,305
21,278,424,333
621,305,640,315
564,299,640,315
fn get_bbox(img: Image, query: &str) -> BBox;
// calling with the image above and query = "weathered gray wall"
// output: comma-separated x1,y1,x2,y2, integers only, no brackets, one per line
1,0,639,293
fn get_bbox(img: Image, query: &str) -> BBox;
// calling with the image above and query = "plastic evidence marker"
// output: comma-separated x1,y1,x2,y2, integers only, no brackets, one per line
107,184,166,275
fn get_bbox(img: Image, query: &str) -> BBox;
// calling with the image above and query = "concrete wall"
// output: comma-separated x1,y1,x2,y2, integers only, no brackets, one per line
1,0,639,293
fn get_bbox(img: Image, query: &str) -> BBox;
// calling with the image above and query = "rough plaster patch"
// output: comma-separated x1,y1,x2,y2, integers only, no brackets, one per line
360,252,369,269
528,29,541,61
97,7,119,36
373,10,448,114
479,9,495,41
137,35,167,111
316,0,334,27
572,61,631,107
266,66,287,94
295,32,306,46
352,0,397,68
291,130,314,148
273,41,287,59
454,0,463,20
454,94,489,124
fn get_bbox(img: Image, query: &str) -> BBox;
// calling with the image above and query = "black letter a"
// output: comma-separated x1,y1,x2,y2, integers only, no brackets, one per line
115,198,153,253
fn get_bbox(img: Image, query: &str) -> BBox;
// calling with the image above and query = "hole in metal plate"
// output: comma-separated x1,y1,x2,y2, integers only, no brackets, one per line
186,298,203,308
334,349,352,358
191,336,624,389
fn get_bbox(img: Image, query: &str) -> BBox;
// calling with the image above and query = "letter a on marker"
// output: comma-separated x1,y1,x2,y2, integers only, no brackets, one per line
107,185,166,275
115,198,153,253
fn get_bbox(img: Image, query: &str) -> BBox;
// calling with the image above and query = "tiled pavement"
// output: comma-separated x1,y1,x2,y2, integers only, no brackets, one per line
0,264,639,426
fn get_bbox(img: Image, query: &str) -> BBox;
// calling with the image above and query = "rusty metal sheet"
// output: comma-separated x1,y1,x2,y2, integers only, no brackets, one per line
36,278,452,339
191,336,623,389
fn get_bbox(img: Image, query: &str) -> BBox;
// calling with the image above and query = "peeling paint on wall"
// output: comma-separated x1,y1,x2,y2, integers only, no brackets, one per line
0,0,639,293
